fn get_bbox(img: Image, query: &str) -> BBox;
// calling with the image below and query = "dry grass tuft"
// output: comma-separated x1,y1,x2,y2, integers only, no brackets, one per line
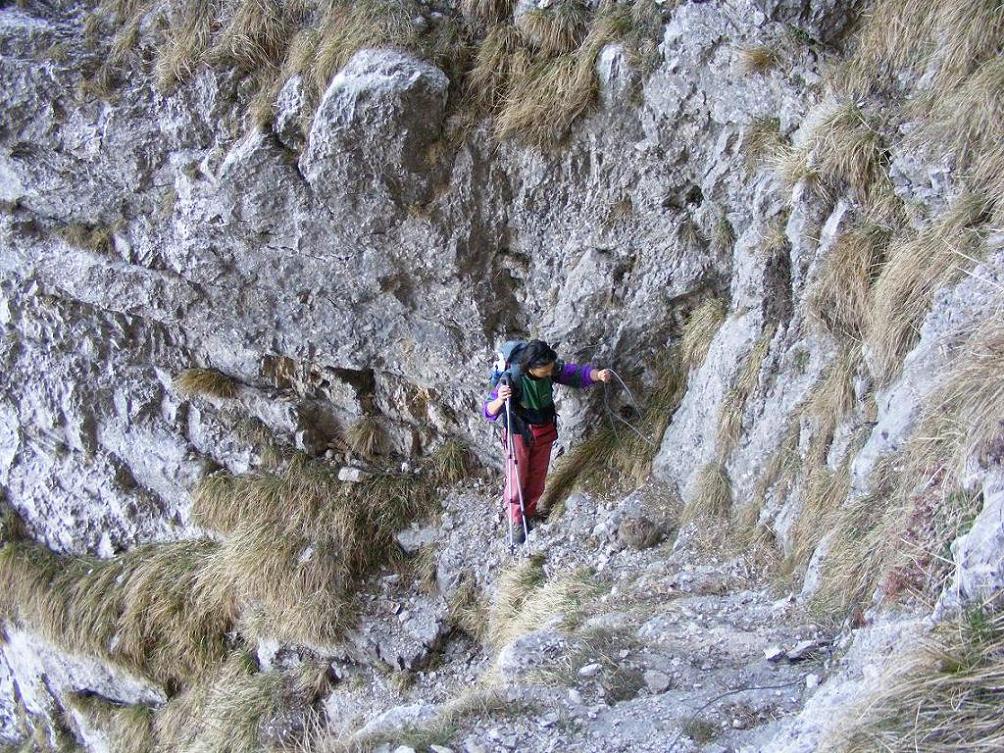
916,55,1004,177
516,0,591,56
193,454,441,644
717,324,776,456
683,462,732,523
173,367,239,399
154,0,219,89
839,0,1004,100
711,209,735,256
495,51,595,145
927,0,1004,94
313,0,421,99
57,223,114,254
431,439,474,484
347,415,386,458
495,2,630,146
782,464,852,579
466,24,534,114
155,652,327,753
837,0,935,96
803,345,860,467
66,695,153,753
487,555,602,651
1,447,449,685
738,44,779,75
735,419,800,554
806,101,889,202
680,297,727,371
0,502,27,546
809,222,891,341
903,318,1004,490
447,576,488,642
742,116,786,173
0,539,229,687
866,192,989,385
210,0,305,72
809,317,1004,617
461,0,516,26
826,607,1004,753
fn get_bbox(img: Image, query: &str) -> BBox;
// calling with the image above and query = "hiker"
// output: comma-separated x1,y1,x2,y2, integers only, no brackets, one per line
483,339,613,544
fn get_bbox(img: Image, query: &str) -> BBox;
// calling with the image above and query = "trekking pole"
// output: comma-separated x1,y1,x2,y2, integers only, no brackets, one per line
501,375,530,548
503,411,514,552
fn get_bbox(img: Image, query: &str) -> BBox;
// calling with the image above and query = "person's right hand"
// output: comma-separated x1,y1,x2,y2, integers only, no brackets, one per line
497,384,512,400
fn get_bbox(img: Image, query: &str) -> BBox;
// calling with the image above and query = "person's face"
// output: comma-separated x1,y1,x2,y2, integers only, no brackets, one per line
528,362,555,379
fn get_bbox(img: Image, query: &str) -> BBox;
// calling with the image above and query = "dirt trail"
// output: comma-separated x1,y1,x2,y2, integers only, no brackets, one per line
325,480,840,753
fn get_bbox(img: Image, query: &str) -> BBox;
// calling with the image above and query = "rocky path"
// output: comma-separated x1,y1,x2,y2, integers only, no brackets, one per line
320,479,844,753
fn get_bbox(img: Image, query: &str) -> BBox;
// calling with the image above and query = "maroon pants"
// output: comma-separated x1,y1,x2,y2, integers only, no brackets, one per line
502,422,558,523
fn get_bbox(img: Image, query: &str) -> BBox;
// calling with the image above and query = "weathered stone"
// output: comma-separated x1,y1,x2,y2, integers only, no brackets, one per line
299,50,450,218
643,669,672,694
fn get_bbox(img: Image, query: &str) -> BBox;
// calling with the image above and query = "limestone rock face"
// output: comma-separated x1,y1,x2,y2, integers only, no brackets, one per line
300,50,451,219
3,0,1004,750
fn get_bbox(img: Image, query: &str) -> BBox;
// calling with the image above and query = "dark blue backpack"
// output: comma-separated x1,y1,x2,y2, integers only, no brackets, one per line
488,340,527,393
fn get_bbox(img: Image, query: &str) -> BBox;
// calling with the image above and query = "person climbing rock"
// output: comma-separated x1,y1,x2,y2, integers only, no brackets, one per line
483,339,613,544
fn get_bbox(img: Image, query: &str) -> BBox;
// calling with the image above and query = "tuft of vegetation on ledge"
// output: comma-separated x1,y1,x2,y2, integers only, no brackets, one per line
77,0,669,147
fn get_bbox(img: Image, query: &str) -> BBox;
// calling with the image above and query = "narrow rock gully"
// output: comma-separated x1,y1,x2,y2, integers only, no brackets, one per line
318,476,835,753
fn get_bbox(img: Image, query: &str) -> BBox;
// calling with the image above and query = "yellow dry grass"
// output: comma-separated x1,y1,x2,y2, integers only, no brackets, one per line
495,2,631,145
66,695,153,753
717,324,775,456
210,0,304,72
683,462,732,524
154,651,329,753
741,116,786,173
808,223,891,341
486,554,602,651
312,0,421,98
173,367,239,399
738,418,800,547
0,447,451,686
516,0,591,56
0,539,229,687
806,101,888,202
154,0,219,89
460,0,516,25
916,55,1004,177
738,44,779,75
680,297,727,371
347,415,386,458
466,24,534,114
865,193,989,385
824,607,1004,753
57,223,114,254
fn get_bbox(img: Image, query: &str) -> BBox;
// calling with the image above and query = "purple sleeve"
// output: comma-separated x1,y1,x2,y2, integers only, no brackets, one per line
553,362,596,388
482,385,501,421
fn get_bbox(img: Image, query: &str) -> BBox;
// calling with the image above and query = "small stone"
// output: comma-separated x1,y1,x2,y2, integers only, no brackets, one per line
338,466,370,483
806,673,820,690
393,747,417,753
429,746,454,753
644,669,672,694
541,712,559,728
567,688,583,704
578,662,603,678
764,646,786,662
787,640,823,661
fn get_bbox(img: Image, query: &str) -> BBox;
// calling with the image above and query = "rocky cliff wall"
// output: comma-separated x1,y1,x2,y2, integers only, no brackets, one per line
2,0,1004,750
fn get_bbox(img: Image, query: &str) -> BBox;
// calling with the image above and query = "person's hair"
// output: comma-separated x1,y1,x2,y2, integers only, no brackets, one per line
519,340,558,370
